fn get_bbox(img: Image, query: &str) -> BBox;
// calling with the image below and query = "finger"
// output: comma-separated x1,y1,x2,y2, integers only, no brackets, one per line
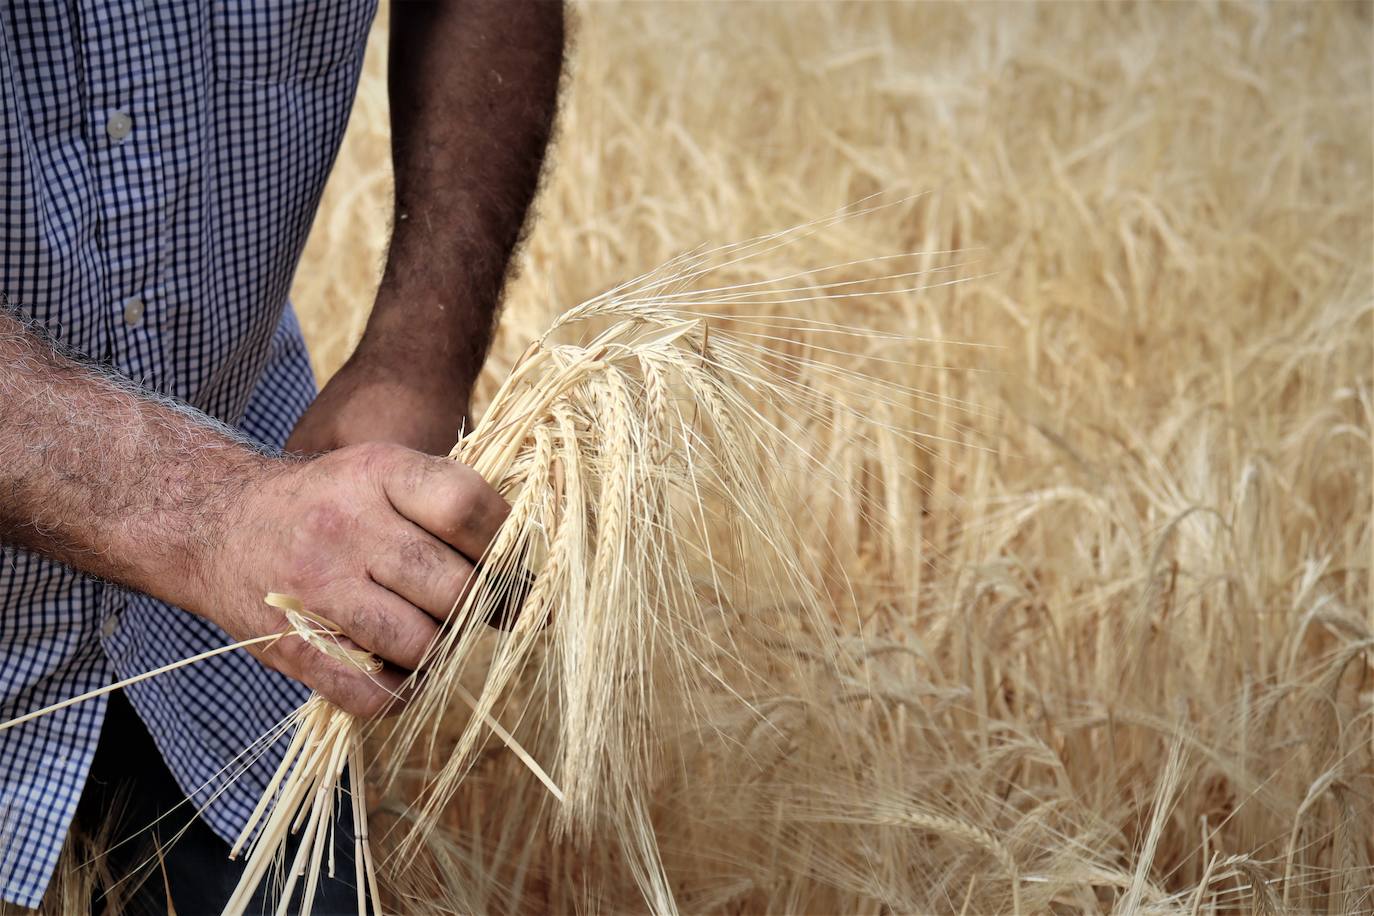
370,521,539,631
279,642,409,719
381,452,510,562
333,584,442,673
321,664,408,719
369,521,477,622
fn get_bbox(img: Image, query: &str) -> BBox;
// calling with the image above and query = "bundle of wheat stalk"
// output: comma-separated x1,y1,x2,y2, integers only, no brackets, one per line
228,205,1003,914
245,193,1369,916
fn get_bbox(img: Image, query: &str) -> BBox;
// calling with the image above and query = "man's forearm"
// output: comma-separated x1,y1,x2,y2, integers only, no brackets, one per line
363,0,565,393
0,312,270,613
0,310,517,717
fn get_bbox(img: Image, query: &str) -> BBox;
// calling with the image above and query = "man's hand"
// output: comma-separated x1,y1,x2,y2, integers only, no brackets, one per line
207,442,508,718
285,337,469,456
0,312,507,721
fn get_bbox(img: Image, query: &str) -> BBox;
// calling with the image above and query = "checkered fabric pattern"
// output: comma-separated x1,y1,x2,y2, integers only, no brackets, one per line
0,1,376,906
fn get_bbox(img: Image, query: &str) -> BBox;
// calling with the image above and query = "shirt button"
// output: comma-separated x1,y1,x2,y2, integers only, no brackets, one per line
105,110,133,142
100,613,119,639
123,297,145,326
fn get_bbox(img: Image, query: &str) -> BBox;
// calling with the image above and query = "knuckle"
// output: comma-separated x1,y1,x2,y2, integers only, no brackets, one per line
353,604,395,653
283,640,325,681
460,502,487,540
407,453,446,491
394,447,442,492
350,441,405,482
445,482,479,528
409,539,472,606
398,533,440,574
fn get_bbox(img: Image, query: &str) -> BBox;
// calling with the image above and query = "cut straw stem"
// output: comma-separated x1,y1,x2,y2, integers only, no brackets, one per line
0,633,284,734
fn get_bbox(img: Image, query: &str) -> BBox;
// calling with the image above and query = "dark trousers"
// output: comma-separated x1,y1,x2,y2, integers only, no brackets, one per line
74,690,360,915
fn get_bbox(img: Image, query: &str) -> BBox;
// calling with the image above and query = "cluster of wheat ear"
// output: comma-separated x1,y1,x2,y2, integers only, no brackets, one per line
237,174,1374,912
229,205,1016,915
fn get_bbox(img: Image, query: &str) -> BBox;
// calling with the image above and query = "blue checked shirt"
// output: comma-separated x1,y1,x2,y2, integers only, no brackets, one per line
0,1,376,906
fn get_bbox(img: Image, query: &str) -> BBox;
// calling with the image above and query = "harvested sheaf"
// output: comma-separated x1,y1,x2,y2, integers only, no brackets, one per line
239,192,1369,913
232,206,1006,914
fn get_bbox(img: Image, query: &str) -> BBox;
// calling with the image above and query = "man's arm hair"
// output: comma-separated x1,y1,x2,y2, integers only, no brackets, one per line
0,307,515,718
0,310,274,611
356,0,566,396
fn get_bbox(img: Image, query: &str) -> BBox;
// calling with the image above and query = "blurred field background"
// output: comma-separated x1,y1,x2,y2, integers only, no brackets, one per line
289,1,1373,913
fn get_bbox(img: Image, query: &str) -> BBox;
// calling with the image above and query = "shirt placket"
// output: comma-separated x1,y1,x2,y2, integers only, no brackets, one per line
82,0,162,388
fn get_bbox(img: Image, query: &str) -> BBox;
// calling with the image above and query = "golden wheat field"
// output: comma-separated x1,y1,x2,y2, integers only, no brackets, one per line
270,1,1374,914
278,2,1374,914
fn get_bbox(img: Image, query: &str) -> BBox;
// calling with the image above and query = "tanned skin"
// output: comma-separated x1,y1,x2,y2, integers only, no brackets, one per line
0,1,565,719
288,0,566,456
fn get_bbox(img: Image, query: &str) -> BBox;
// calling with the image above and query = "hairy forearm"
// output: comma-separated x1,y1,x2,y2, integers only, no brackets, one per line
0,315,516,716
363,0,565,392
0,312,273,612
